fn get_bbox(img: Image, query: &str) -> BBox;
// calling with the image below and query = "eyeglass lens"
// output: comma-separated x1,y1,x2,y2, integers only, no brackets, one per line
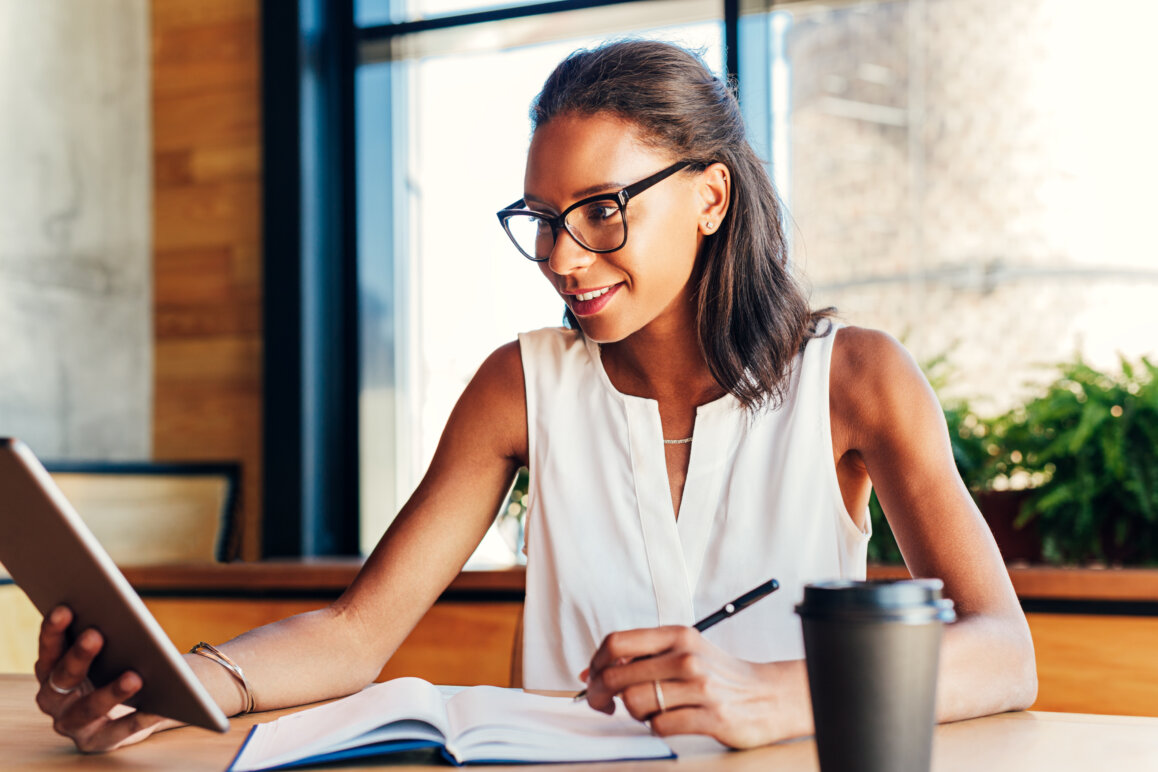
505,199,625,261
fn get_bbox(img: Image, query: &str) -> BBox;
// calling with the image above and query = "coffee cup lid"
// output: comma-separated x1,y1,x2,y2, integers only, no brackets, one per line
795,579,956,623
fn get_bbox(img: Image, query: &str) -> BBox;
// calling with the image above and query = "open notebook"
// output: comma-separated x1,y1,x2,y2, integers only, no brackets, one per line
228,677,675,770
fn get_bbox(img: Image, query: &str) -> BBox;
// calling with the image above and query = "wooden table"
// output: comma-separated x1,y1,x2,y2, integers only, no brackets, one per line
3,675,1156,771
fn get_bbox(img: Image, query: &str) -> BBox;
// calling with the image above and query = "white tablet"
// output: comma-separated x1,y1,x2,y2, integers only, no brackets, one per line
0,437,229,732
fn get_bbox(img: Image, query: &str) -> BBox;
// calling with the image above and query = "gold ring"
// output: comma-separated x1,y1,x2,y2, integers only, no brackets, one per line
47,674,76,696
653,680,666,713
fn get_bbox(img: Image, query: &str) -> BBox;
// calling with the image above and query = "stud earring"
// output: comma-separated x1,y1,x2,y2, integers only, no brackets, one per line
705,221,715,232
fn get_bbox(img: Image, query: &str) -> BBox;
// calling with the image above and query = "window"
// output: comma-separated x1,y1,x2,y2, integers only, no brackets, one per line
356,1,725,560
741,0,1158,412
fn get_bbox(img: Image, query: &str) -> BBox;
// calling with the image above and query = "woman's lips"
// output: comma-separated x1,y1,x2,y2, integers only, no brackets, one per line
566,284,621,316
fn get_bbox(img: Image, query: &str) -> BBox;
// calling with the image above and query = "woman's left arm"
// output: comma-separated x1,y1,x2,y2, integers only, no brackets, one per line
582,327,1037,747
829,327,1037,722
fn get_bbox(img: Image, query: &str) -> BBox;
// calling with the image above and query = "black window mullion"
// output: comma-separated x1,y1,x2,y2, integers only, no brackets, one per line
262,0,360,558
724,0,740,84
359,0,662,41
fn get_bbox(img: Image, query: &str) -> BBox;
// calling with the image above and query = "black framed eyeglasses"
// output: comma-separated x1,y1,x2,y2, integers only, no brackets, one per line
496,161,690,262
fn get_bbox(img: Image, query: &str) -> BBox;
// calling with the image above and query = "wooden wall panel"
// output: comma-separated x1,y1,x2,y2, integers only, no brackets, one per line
0,586,40,674
152,0,262,33
152,18,259,96
1,591,522,687
151,0,264,559
143,598,523,687
154,181,262,250
1027,613,1158,717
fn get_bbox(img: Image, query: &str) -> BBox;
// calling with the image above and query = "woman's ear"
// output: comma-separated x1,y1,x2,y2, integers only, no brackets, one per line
696,162,731,236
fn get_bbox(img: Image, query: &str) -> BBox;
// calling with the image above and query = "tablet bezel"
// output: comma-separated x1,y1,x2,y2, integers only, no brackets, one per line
0,437,230,732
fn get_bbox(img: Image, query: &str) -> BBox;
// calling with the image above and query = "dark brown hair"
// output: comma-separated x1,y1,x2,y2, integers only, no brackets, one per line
532,40,834,410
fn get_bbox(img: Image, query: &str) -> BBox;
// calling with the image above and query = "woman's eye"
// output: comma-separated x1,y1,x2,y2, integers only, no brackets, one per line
584,203,620,223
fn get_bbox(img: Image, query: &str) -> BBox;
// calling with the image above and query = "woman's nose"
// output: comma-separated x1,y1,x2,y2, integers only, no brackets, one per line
545,229,595,275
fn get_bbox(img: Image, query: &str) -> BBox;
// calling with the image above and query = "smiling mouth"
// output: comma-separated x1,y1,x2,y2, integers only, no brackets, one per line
572,286,613,302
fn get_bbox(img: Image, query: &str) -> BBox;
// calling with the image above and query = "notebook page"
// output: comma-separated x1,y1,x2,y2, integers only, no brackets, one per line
230,678,450,772
445,686,673,763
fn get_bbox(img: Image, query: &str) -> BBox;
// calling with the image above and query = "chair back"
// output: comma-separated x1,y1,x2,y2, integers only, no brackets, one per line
43,461,241,565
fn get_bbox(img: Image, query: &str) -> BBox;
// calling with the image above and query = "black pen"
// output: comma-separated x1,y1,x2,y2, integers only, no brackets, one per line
573,578,780,701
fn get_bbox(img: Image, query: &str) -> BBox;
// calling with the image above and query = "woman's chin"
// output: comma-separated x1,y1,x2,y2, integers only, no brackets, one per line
572,318,630,344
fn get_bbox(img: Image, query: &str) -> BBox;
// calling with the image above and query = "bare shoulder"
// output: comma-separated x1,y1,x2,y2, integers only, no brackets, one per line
449,340,528,464
831,325,924,396
829,326,938,442
472,339,525,393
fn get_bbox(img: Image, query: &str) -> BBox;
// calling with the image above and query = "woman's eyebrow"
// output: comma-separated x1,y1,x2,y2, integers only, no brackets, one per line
524,181,626,207
571,180,625,198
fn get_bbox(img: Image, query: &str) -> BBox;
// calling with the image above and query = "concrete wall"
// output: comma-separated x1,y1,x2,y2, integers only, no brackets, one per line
783,0,1158,412
0,0,151,459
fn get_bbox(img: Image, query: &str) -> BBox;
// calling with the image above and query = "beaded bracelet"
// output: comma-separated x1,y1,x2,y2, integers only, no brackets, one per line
189,641,255,715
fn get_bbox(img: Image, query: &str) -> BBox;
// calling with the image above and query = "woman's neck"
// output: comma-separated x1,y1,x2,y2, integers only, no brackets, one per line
599,319,725,406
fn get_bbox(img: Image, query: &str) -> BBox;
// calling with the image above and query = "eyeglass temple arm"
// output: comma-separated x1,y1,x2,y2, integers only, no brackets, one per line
617,161,691,206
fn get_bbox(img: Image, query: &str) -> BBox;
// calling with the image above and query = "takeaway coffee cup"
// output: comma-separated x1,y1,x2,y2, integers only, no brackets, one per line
795,579,956,772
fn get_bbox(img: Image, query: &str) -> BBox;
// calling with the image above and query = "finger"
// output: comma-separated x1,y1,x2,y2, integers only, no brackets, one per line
49,628,103,696
648,705,718,739
97,709,167,753
591,638,707,694
34,606,73,682
54,671,142,741
615,650,714,721
72,700,166,754
588,626,687,674
618,678,685,722
585,626,689,705
586,649,688,712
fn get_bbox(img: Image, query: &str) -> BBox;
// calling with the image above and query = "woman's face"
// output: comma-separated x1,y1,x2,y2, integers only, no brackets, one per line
523,112,705,343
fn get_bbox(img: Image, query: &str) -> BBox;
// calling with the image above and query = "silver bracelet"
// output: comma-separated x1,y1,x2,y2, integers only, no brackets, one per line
189,641,255,715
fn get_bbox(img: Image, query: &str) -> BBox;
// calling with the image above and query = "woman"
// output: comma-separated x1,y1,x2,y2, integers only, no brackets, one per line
35,40,1036,752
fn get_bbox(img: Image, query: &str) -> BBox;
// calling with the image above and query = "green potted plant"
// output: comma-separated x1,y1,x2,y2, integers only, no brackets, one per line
989,356,1158,566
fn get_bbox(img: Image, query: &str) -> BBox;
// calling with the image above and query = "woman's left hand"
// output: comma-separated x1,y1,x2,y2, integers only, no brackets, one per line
579,625,806,748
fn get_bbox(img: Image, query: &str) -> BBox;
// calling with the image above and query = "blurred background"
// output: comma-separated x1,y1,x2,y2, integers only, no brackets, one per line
2,0,1156,565
2,0,1156,715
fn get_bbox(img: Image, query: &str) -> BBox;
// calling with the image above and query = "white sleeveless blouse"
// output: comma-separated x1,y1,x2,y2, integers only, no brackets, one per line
517,325,869,690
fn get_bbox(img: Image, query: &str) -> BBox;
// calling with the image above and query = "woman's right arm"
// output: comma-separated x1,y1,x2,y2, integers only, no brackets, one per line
35,341,530,752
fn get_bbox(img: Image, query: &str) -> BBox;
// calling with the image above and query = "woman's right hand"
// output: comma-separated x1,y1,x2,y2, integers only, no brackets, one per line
34,606,174,752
